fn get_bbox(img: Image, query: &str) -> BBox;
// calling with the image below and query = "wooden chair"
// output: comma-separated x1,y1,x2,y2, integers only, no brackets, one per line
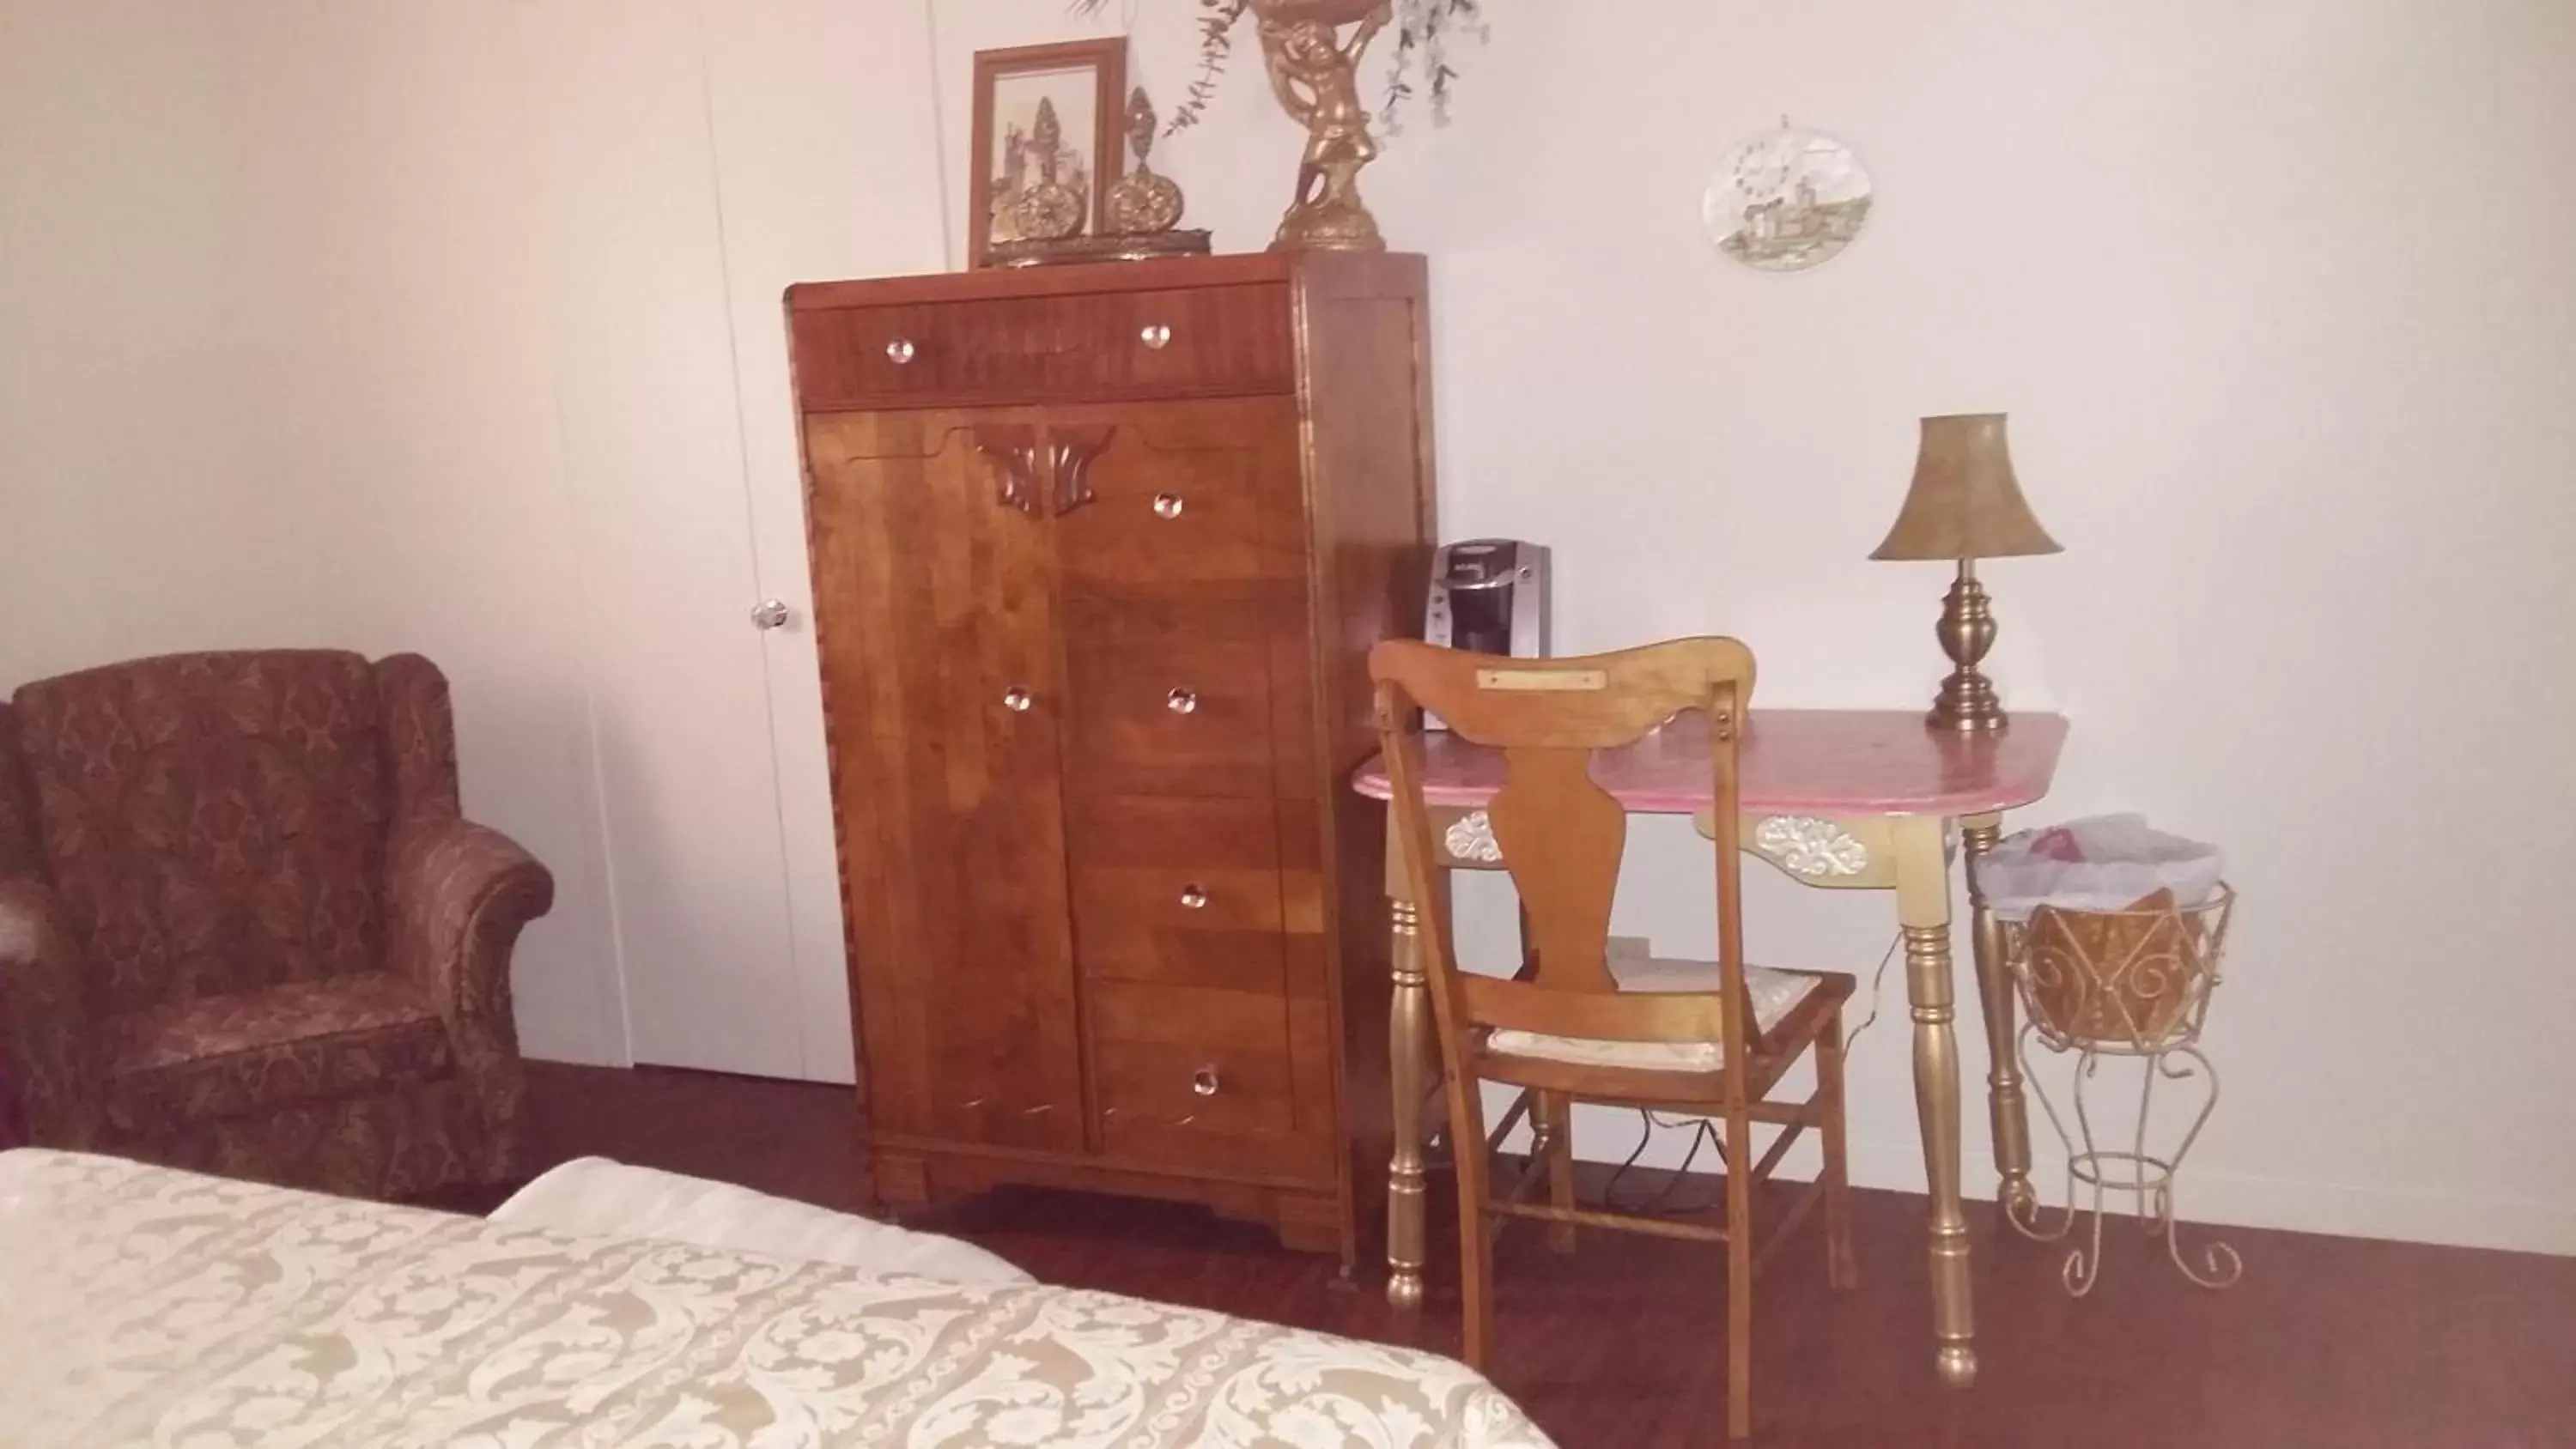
1370,637,1857,1441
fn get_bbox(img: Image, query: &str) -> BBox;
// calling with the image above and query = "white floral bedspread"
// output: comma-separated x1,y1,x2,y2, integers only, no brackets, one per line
0,1149,1552,1449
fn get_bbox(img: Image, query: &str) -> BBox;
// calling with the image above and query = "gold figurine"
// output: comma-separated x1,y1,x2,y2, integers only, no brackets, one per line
998,98,1086,244
1105,88,1186,235
991,86,1210,267
1253,0,1391,252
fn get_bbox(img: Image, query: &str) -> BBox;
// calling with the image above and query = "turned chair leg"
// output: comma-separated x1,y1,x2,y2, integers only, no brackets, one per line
1451,1072,1498,1369
1819,1007,1858,1288
1540,1090,1577,1252
1725,1108,1756,1441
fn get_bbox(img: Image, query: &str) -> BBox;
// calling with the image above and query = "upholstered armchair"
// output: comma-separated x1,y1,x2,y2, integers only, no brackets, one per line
0,651,551,1199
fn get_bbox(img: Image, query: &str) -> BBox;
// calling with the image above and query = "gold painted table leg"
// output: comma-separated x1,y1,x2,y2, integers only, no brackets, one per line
1963,815,2035,1220
1894,815,1978,1387
1386,894,1429,1311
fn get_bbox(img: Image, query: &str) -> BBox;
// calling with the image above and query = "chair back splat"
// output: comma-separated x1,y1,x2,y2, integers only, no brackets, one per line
1368,635,1857,1442
1373,639,1763,1078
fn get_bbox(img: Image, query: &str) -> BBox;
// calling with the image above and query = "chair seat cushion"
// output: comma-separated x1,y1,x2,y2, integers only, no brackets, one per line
1485,957,1822,1073
101,973,454,1135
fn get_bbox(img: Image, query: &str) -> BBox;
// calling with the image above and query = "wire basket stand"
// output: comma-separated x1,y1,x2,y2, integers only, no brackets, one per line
2001,885,2242,1296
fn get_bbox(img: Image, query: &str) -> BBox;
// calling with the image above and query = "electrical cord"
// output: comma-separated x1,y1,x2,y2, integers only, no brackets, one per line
1601,1111,1728,1215
1597,931,1904,1216
1842,929,1904,1054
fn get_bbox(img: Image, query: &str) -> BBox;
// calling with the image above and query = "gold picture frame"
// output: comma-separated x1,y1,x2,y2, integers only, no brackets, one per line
969,39,1127,270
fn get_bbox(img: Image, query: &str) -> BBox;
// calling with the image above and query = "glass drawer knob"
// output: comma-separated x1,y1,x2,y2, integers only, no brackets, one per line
885,338,916,366
1165,688,1199,715
1180,884,1210,910
1151,493,1185,520
1139,324,1172,350
1002,687,1033,712
1190,1066,1221,1097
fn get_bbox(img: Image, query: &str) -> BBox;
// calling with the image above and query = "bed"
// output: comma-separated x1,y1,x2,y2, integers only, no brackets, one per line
0,1149,1553,1448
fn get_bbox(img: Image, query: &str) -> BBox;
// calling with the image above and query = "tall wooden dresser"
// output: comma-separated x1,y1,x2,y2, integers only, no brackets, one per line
787,254,1435,1261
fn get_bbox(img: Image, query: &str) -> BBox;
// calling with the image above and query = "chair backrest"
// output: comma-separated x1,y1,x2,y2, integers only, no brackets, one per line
1371,637,1765,1085
7,651,400,1014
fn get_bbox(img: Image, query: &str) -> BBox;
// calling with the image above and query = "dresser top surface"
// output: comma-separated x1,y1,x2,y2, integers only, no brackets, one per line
786,251,1427,312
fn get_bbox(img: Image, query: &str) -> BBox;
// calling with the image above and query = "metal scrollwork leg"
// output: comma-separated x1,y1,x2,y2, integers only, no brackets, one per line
2007,1023,2081,1242
2150,1047,2243,1288
2014,1030,2240,1294
2067,1052,2111,1296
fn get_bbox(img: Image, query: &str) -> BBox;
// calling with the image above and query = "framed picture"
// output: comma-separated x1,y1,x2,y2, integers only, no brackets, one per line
969,39,1128,270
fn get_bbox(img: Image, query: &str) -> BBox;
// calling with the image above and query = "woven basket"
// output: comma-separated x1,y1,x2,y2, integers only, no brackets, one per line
2004,887,2233,1052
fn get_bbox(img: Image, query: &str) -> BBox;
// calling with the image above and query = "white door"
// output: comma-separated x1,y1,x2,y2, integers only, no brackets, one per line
696,0,950,1085
513,0,947,1082
518,0,811,1079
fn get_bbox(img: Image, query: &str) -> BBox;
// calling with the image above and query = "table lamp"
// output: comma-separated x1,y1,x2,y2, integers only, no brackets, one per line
1870,413,2061,732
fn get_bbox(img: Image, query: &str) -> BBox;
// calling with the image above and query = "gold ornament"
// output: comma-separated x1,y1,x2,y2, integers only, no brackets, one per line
1250,0,1390,252
1000,97,1086,242
1105,88,1186,235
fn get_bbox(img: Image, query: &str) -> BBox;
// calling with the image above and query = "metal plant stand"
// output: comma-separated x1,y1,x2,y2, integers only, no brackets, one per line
2001,887,2242,1296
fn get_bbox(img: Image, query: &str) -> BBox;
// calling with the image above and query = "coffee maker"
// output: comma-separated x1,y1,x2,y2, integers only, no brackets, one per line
1425,538,1551,658
1423,539,1552,728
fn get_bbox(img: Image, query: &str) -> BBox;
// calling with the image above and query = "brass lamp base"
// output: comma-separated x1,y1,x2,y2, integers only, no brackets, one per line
1929,559,2008,732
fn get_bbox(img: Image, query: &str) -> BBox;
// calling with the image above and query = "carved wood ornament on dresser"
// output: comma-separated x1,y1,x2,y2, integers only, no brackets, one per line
787,254,1437,1261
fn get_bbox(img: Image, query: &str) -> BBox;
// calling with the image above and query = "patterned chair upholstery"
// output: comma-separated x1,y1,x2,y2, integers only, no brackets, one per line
0,1055,21,1151
0,651,551,1199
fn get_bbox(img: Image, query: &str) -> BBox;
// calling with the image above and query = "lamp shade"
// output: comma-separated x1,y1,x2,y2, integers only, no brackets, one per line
1869,413,2063,561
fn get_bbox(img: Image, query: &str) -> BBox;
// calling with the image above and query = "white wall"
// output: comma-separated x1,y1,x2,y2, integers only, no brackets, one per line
0,0,952,1077
934,0,2576,1252
0,0,956,1083
0,2,328,663
7,0,2571,1252
0,0,625,1062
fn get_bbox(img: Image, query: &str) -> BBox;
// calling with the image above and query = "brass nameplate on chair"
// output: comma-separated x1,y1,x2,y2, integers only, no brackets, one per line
1475,668,1608,693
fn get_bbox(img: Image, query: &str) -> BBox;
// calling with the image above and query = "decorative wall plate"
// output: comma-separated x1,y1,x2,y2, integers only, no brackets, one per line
1704,126,1873,273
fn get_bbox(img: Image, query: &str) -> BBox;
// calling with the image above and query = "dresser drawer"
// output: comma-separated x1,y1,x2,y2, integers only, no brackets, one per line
1088,980,1333,1179
1061,597,1279,797
792,284,1293,411
1069,796,1288,995
1054,421,1286,598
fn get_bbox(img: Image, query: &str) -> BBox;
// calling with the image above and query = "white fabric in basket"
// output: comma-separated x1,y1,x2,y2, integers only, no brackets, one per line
1973,814,2224,923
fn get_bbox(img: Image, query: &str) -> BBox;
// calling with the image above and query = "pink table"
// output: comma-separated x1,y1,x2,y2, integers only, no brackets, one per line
1352,708,2069,1387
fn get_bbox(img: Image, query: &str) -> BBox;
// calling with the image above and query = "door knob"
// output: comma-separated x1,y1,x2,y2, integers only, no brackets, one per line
1151,493,1185,520
1179,884,1210,910
1002,687,1034,713
749,599,793,630
1139,323,1172,350
885,337,917,366
1190,1065,1221,1097
1165,687,1199,715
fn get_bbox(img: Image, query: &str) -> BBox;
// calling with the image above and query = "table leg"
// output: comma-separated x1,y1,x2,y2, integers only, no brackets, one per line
1386,894,1429,1311
1962,815,2035,1219
1893,815,1977,1387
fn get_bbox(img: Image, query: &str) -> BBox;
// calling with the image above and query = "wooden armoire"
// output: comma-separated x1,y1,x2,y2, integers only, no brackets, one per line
787,253,1434,1260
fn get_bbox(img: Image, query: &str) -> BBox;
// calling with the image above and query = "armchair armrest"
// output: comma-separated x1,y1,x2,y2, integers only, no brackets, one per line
387,819,555,1028
386,819,554,1178
0,878,100,1149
